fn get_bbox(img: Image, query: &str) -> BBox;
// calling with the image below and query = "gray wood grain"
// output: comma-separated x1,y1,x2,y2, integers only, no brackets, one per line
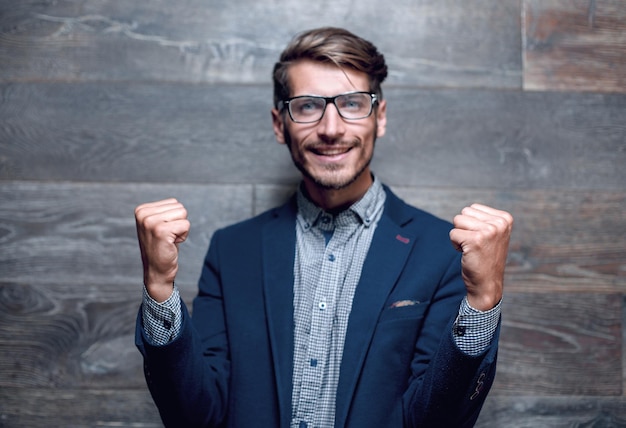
0,387,162,427
0,181,254,289
523,0,626,93
0,281,145,389
0,0,521,89
476,396,626,427
495,293,622,395
382,89,626,190
1,83,624,189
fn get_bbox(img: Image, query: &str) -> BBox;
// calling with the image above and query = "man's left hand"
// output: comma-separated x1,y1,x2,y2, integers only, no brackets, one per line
450,204,514,311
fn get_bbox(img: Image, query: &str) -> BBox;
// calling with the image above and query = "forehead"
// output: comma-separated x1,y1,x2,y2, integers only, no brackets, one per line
287,60,370,97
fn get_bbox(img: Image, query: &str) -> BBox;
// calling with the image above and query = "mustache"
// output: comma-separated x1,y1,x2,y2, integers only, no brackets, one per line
281,127,372,151
305,139,361,151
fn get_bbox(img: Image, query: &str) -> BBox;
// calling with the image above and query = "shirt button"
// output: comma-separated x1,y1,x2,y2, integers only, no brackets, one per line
319,302,327,310
328,254,335,262
454,323,467,336
322,216,331,224
310,359,318,367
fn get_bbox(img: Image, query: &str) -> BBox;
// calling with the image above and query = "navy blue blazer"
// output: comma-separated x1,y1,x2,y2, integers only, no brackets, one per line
136,186,500,427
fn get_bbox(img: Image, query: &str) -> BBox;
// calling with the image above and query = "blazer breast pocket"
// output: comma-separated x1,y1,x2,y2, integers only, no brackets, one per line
378,299,430,323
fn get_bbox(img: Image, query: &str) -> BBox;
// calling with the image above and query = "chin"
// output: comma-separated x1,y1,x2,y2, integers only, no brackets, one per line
305,165,368,191
313,177,354,190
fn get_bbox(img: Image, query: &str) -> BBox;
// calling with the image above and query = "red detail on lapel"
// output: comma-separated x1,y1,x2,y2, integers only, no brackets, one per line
395,234,410,244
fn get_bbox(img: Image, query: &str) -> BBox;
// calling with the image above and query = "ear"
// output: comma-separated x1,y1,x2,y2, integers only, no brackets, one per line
375,99,387,138
271,108,286,145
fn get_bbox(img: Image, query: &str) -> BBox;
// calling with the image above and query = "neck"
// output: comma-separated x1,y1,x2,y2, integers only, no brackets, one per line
302,173,373,213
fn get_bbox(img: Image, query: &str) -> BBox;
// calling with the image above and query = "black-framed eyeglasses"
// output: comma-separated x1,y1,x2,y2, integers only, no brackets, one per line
279,91,378,123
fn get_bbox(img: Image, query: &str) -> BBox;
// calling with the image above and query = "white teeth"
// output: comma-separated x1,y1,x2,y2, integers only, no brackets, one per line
315,148,350,156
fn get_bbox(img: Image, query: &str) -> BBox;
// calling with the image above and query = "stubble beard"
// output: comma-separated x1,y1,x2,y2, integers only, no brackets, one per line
283,129,375,191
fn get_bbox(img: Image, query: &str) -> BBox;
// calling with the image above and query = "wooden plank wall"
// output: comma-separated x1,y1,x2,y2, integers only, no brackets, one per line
1,0,625,426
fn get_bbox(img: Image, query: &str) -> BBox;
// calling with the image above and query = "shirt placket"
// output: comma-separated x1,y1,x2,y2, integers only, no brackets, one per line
296,214,344,426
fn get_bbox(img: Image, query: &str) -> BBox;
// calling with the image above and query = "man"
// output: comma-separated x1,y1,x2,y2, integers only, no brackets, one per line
135,27,513,427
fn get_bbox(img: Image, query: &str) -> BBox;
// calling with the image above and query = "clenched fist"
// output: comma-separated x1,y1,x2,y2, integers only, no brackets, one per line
449,204,514,311
135,198,190,302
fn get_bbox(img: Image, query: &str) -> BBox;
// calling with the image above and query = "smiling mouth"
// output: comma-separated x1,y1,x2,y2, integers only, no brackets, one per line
310,146,353,156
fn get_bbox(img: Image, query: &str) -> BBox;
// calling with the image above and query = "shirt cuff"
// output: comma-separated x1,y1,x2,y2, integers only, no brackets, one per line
452,296,501,356
141,284,183,345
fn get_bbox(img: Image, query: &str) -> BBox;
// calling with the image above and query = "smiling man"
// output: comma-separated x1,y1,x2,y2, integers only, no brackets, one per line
134,27,513,428
272,59,384,210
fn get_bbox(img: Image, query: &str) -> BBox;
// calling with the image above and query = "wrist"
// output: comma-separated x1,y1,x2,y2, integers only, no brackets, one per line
144,279,175,303
466,292,501,312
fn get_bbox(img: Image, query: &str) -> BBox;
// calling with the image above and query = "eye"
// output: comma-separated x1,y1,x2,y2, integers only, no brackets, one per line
300,101,317,111
338,94,367,111
292,97,324,114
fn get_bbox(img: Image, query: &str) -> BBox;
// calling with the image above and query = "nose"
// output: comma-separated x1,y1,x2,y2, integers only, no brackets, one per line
317,102,346,141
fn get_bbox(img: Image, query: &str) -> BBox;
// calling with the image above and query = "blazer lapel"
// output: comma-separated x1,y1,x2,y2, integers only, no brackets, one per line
262,201,297,428
334,190,417,427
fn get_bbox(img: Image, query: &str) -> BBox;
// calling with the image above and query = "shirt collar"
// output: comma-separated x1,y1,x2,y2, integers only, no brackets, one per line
296,175,386,231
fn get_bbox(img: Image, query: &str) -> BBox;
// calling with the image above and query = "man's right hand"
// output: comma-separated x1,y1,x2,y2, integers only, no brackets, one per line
135,198,190,303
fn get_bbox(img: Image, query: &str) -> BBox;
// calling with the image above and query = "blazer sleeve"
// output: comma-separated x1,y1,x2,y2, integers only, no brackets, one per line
135,229,231,428
402,252,500,428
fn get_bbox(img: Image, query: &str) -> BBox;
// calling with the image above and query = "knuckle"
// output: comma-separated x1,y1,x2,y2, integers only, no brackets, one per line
505,212,514,226
495,214,514,233
481,223,499,240
152,221,170,235
493,216,508,229
134,205,146,219
143,216,163,233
